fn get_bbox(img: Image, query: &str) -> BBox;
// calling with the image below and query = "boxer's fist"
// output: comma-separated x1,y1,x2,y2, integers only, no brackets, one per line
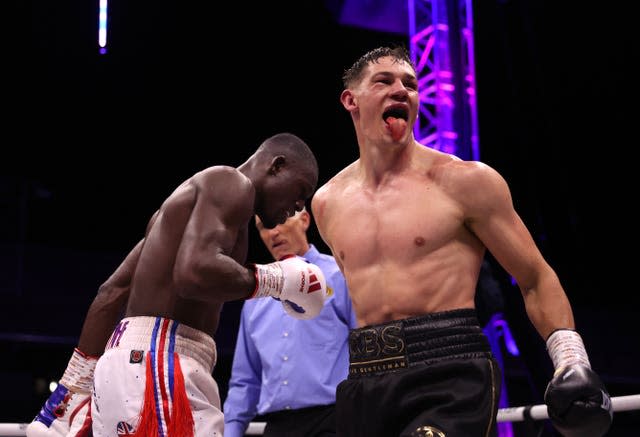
26,383,91,437
544,365,613,437
252,257,327,319
279,260,327,320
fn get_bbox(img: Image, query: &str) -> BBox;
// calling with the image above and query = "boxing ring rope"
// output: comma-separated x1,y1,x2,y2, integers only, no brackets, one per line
495,393,640,423
1,394,639,437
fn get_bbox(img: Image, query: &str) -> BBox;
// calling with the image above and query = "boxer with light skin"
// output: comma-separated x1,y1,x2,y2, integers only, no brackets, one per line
312,45,613,437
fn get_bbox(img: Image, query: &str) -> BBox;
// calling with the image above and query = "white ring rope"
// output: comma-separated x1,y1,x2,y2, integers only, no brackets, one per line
0,424,26,437
496,393,640,423
1,395,639,436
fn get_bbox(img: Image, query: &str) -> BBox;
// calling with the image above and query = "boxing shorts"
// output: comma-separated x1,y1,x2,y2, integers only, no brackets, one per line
337,308,501,437
91,316,223,437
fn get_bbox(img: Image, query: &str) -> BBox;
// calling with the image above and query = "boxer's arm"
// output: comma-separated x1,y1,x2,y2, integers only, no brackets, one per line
173,171,258,302
457,162,612,435
311,186,347,279
457,162,573,338
76,238,145,356
310,186,333,258
28,211,157,437
28,239,144,435
78,209,158,355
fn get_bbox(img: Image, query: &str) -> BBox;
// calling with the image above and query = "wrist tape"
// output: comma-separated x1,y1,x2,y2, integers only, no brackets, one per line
251,263,284,299
546,329,591,375
59,348,98,393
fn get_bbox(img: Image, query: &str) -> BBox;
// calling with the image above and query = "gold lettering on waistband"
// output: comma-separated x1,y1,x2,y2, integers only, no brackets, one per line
348,356,408,375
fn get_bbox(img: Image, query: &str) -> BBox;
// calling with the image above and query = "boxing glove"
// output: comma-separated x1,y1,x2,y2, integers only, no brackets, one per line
27,349,96,437
543,329,613,437
251,256,327,319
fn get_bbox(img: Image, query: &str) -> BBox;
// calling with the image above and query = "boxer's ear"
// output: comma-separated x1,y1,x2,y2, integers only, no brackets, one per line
341,89,357,111
268,155,286,175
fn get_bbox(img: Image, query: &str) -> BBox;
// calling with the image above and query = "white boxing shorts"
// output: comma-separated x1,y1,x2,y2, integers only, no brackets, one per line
91,316,223,437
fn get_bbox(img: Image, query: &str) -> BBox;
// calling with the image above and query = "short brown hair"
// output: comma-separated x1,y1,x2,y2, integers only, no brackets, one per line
342,45,415,88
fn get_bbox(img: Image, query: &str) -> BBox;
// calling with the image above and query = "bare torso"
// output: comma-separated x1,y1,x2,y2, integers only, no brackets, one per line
125,167,251,338
314,145,486,326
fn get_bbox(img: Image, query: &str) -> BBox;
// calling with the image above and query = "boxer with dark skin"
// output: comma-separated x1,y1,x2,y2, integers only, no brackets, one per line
312,46,612,437
28,132,324,437
125,134,319,333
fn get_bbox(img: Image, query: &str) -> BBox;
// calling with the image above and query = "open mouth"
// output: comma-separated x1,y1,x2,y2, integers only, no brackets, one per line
382,105,408,122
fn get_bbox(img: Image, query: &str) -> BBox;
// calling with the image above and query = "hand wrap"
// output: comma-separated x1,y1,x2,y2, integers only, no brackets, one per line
544,329,613,437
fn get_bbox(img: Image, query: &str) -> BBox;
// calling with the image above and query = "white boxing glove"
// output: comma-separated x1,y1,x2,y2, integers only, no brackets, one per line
27,349,95,437
251,256,328,319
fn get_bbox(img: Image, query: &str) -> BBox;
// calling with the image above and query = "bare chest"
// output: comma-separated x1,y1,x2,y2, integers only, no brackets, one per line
327,186,462,268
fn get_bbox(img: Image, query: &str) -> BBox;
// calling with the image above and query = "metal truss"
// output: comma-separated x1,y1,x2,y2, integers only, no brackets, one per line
408,0,479,160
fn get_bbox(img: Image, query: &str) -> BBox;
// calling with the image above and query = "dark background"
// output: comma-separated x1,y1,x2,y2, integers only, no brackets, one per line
2,0,638,435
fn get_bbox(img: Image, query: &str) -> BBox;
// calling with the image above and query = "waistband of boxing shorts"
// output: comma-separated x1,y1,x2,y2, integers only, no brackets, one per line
348,308,491,377
104,316,217,374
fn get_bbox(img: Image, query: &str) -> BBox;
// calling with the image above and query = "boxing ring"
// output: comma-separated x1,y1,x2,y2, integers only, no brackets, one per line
1,395,639,436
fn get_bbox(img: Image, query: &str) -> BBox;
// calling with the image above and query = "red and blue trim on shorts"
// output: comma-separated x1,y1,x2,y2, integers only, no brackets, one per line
148,317,179,437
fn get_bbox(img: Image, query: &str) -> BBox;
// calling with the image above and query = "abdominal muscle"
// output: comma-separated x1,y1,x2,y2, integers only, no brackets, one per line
345,247,483,327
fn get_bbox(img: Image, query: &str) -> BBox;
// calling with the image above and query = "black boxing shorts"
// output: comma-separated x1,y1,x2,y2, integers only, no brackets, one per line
336,308,501,437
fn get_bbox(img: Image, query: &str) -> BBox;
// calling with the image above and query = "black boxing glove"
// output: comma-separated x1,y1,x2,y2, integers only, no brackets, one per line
544,329,613,437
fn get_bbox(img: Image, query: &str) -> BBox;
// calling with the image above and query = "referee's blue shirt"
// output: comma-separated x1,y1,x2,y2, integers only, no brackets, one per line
223,245,357,437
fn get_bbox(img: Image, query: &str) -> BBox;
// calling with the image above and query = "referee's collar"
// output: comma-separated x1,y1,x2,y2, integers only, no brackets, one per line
301,244,319,261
